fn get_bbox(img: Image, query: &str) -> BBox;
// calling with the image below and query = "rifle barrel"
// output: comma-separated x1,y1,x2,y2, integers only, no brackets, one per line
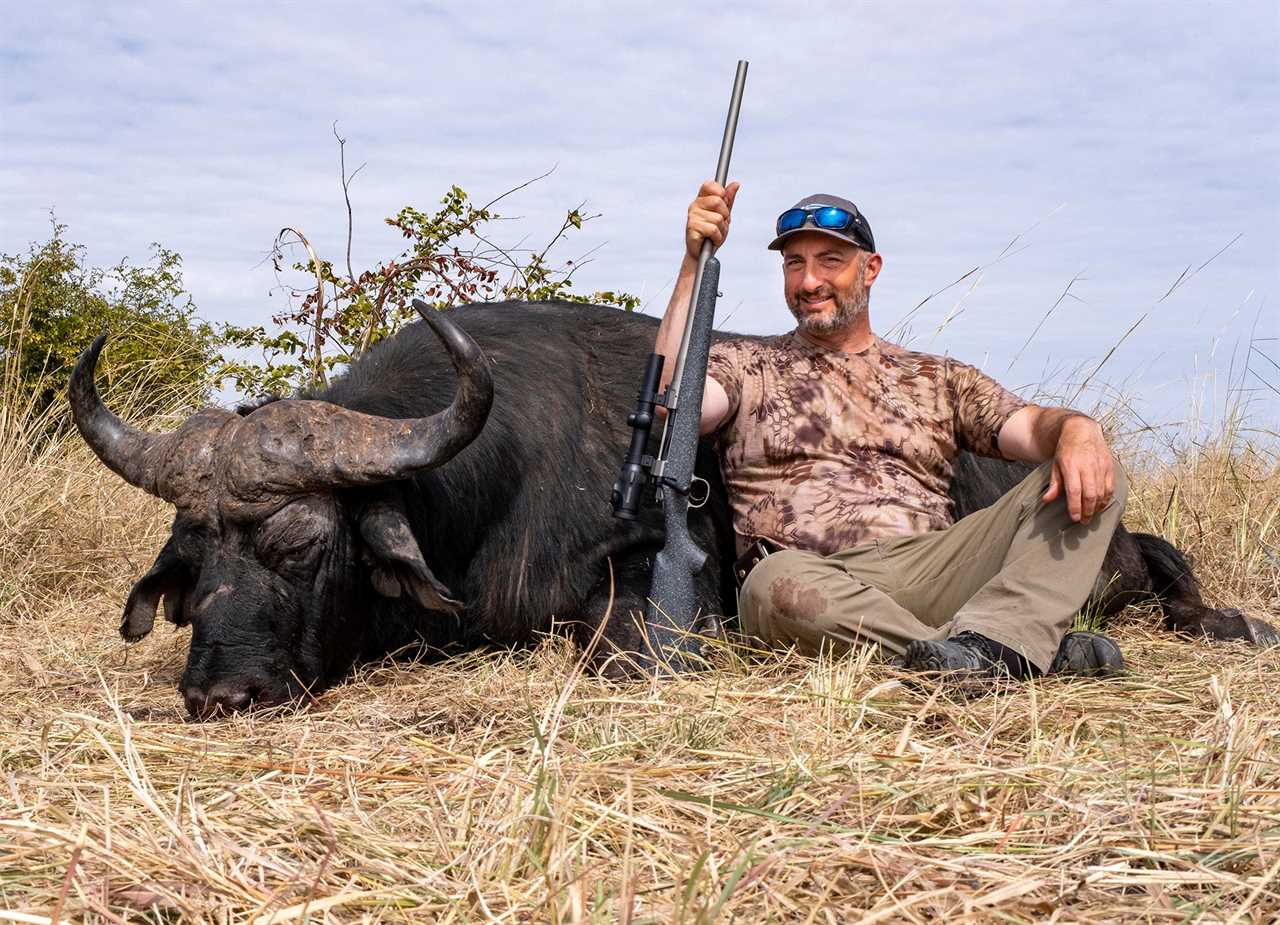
714,61,749,187
661,60,748,431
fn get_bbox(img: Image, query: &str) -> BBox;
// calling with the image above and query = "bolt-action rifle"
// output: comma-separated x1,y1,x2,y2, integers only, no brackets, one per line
611,60,748,669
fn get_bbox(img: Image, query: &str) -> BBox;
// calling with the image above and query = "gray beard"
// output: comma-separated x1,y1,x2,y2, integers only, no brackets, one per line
787,284,870,334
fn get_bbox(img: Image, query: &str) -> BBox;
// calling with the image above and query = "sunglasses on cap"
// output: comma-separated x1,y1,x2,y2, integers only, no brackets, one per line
775,206,873,249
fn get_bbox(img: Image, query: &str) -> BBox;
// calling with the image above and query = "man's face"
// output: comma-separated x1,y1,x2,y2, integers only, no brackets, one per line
781,233,878,334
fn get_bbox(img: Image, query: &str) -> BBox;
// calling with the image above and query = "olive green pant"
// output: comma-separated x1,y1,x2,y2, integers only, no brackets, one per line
737,461,1128,673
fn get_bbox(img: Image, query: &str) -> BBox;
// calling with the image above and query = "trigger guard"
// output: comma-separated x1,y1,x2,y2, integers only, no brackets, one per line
688,475,710,509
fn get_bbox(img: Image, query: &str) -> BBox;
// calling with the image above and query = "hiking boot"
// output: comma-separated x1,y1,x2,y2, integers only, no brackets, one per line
902,634,1006,678
1049,631,1126,678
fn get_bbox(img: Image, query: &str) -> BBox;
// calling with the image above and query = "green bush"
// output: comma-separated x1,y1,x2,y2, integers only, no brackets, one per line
1,221,219,420
4,173,638,414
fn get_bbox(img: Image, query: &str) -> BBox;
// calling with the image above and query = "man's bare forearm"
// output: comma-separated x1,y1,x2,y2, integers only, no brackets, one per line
1030,406,1095,459
655,254,699,392
1026,405,1117,522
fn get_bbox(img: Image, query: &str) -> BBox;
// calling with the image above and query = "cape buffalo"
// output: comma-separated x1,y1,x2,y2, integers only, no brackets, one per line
71,301,1276,717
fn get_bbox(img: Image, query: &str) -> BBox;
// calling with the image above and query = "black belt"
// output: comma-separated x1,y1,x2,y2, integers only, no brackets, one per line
734,536,784,587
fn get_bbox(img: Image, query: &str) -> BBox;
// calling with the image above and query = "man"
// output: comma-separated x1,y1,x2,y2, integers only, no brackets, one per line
654,180,1127,680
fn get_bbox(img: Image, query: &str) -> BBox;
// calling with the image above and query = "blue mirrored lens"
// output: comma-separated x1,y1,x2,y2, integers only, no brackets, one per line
813,207,853,230
776,208,808,234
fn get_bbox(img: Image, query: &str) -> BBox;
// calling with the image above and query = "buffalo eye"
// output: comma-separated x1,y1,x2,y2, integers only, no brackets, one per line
254,500,331,571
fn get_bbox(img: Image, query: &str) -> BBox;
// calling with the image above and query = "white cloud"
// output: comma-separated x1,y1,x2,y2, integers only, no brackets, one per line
2,0,1276,426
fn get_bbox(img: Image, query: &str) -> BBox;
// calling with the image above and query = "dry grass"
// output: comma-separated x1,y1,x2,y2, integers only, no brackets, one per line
1,388,1277,924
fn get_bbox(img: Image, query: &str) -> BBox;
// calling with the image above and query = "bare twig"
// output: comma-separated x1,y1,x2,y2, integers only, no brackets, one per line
477,165,558,214
333,122,367,290
48,824,85,925
274,227,328,387
359,256,476,355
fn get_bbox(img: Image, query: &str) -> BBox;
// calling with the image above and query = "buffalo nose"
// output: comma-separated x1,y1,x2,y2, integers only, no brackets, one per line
183,686,209,718
184,683,256,719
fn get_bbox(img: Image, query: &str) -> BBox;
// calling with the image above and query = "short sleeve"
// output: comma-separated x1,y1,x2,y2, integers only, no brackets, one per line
948,360,1028,457
706,339,747,431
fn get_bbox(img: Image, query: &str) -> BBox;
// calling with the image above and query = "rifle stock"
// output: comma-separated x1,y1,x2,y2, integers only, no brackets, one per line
641,256,721,667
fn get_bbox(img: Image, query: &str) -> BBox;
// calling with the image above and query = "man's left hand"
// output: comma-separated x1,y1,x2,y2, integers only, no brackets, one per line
1042,416,1115,523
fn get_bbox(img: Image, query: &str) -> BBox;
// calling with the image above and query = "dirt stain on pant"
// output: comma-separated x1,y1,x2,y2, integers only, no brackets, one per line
769,575,828,625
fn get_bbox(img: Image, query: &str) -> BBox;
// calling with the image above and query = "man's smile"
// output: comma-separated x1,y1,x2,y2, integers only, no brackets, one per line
799,292,834,309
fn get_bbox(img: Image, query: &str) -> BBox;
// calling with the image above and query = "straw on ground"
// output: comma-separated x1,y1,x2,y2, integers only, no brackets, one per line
0,384,1276,923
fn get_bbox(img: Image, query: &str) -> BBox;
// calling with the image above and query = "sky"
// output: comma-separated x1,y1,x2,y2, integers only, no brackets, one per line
3,1,1277,437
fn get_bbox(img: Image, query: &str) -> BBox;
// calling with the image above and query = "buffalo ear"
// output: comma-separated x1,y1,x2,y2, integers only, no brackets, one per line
121,574,166,642
121,528,200,641
120,556,184,642
358,500,462,613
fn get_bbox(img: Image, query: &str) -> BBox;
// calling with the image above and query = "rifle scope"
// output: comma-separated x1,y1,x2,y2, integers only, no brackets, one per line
611,352,665,520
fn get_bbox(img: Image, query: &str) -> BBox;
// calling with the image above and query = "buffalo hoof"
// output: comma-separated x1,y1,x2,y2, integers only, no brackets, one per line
1252,621,1280,648
1231,610,1280,648
1193,608,1280,648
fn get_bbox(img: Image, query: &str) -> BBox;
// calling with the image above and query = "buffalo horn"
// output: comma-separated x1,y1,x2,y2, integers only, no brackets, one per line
69,334,173,497
388,300,493,475
267,301,494,488
351,300,492,479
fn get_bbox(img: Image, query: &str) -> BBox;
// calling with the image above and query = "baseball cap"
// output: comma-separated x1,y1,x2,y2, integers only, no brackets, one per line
768,193,876,252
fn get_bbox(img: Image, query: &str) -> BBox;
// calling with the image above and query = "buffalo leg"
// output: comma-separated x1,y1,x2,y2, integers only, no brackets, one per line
1086,528,1160,617
1119,532,1279,647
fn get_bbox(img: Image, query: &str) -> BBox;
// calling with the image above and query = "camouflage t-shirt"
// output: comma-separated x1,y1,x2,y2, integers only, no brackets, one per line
707,333,1028,556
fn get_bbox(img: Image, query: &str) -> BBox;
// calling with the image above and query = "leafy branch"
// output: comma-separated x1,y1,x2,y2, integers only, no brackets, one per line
221,139,639,396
